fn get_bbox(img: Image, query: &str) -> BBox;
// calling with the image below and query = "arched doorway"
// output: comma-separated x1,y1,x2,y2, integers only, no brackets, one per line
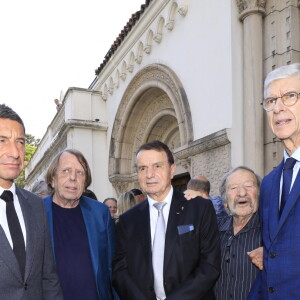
109,64,193,195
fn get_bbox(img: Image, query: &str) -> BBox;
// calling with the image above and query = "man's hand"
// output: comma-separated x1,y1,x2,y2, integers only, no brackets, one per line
247,247,263,270
184,190,202,200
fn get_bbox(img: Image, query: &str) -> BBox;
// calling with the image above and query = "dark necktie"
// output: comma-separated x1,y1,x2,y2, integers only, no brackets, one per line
280,157,297,216
1,190,26,278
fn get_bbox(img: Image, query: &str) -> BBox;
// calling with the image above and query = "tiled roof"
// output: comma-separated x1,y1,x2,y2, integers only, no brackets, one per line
95,0,153,76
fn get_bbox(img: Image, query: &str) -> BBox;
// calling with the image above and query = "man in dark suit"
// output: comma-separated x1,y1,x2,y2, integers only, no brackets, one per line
113,140,220,300
248,63,300,299
44,149,116,300
0,104,62,299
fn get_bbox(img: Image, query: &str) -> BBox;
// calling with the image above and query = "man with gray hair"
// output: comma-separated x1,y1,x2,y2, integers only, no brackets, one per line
249,63,300,299
214,166,262,300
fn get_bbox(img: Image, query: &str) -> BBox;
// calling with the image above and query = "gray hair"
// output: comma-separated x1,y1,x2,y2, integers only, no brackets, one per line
264,63,300,98
219,166,261,206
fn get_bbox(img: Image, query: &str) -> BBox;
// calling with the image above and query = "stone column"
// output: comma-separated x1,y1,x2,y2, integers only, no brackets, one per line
236,0,266,176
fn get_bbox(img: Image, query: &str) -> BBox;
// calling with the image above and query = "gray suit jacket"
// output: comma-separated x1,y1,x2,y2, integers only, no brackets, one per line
0,186,62,300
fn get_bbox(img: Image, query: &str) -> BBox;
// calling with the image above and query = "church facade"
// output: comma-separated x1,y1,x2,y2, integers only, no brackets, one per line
25,0,300,200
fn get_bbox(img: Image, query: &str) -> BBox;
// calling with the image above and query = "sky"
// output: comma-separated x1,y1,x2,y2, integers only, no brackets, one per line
0,0,143,139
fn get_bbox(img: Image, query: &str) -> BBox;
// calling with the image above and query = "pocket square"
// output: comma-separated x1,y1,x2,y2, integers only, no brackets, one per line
177,224,194,235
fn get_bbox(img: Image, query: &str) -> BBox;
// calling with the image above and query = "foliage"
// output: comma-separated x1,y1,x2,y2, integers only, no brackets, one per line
26,134,40,146
15,134,39,188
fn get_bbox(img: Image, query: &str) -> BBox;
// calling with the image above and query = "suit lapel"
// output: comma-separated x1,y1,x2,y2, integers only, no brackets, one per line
277,165,300,230
268,161,283,241
136,201,152,271
80,197,101,279
17,187,37,281
0,225,22,281
164,191,187,272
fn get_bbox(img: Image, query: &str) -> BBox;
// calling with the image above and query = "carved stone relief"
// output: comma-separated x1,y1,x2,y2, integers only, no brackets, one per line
191,144,231,196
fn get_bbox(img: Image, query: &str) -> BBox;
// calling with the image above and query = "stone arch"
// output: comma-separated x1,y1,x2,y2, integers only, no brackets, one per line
109,64,193,193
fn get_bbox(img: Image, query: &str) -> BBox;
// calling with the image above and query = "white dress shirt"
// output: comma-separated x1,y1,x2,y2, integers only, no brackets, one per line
148,187,173,300
148,187,173,248
0,183,27,248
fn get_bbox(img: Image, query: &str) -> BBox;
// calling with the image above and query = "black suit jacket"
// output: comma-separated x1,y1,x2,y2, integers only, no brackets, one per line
113,189,220,300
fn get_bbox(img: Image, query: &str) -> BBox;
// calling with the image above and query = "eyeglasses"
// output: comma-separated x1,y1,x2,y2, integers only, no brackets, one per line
225,235,234,263
261,91,300,112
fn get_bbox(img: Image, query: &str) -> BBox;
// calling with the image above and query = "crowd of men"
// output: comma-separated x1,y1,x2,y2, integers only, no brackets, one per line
1,62,300,299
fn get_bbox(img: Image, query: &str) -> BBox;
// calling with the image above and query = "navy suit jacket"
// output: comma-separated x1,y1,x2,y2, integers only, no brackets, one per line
44,195,115,300
113,189,220,300
248,160,300,299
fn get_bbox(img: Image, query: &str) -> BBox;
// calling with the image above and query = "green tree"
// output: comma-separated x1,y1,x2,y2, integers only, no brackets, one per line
15,134,39,187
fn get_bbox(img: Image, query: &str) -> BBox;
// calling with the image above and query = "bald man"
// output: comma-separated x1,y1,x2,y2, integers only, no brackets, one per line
185,175,227,217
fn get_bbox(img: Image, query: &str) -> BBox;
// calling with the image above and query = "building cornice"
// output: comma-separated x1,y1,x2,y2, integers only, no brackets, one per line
174,129,230,159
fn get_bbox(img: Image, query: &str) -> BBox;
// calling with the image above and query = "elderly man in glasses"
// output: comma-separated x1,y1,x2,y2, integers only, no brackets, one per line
211,166,262,300
248,63,300,299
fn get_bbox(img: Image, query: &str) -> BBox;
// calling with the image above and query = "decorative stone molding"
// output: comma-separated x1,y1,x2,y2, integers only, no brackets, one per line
100,90,107,101
120,72,126,81
179,157,191,171
178,5,188,16
144,45,152,54
191,143,231,196
127,64,134,73
153,33,162,43
135,55,142,64
236,0,266,20
165,20,175,30
111,181,129,196
174,129,230,160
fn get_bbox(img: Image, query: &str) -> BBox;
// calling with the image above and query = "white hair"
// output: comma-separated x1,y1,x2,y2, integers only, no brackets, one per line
264,63,300,98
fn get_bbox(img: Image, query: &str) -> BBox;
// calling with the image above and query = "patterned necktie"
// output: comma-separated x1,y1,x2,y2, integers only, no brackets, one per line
280,157,297,216
1,190,26,278
152,201,167,300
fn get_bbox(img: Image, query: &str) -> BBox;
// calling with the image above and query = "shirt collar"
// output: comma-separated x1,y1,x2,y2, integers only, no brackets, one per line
0,183,16,197
218,212,260,234
147,186,173,207
284,147,300,162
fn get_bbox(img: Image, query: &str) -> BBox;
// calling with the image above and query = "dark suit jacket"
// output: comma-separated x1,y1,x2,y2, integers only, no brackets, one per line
113,189,220,300
44,195,116,300
248,160,300,299
0,187,62,300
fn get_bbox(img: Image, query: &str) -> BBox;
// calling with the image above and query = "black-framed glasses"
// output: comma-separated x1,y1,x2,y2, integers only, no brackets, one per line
225,235,234,263
261,91,300,112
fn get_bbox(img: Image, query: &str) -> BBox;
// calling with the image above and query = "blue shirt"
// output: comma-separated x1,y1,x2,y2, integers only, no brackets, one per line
209,196,228,217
